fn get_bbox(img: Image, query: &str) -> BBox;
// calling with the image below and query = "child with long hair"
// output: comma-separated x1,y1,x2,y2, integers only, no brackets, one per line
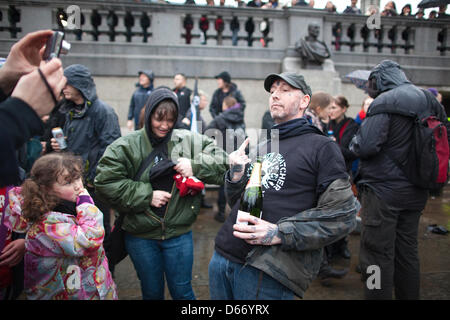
2,153,117,300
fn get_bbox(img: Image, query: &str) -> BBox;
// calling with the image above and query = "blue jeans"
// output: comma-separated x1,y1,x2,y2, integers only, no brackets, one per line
125,231,196,300
208,251,294,300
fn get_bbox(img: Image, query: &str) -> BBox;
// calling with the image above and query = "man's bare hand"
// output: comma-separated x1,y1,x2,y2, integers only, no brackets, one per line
233,215,281,246
228,138,251,182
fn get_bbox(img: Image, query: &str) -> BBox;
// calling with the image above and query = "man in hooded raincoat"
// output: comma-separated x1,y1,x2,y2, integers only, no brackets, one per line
350,60,448,300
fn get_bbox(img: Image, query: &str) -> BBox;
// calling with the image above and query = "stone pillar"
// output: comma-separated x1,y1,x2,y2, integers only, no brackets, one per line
414,25,442,56
151,11,181,45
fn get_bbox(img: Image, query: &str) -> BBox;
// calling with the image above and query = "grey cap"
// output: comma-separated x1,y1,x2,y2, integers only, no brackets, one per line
264,72,312,96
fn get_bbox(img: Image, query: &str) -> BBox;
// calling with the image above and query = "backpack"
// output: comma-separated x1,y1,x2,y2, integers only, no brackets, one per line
393,90,449,189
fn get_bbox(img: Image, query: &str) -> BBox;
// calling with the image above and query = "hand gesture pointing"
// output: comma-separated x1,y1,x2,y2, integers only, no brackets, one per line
228,138,251,182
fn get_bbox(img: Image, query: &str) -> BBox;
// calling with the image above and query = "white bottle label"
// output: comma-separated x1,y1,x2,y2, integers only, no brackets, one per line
236,210,249,225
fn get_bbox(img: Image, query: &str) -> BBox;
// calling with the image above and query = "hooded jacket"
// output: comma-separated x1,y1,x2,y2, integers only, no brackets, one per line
209,82,246,118
60,64,121,184
349,60,444,210
205,104,246,153
4,187,117,300
95,87,228,240
128,70,154,130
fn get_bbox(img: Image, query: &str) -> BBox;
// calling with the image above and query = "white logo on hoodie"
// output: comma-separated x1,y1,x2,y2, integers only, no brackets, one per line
247,153,286,193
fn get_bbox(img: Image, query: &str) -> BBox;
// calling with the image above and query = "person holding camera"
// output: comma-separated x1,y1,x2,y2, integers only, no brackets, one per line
0,30,66,187
0,30,67,300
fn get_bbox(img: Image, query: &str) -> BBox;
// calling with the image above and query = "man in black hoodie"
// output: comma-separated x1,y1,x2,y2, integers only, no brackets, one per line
350,60,448,300
209,71,246,119
209,72,356,300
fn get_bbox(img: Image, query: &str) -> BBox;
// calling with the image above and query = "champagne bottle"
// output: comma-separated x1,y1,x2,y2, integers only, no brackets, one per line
236,157,263,225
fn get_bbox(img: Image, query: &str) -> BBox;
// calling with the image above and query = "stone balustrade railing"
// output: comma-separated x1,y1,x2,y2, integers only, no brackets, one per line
1,0,449,129
0,1,449,86
1,1,448,54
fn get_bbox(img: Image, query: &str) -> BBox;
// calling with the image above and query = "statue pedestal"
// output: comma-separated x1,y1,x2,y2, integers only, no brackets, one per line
282,57,342,96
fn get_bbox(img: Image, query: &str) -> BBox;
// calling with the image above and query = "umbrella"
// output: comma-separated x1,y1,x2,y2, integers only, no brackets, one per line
418,0,450,8
344,70,371,91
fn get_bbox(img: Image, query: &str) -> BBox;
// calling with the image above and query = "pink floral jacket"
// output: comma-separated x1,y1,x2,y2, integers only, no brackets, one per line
3,187,118,300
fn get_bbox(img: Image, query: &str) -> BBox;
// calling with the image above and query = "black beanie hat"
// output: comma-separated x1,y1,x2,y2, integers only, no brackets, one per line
215,71,231,84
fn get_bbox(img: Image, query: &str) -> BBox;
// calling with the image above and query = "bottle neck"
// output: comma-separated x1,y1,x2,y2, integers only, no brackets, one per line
246,163,262,189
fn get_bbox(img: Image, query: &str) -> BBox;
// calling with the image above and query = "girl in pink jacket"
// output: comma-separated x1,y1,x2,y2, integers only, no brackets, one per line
2,153,117,300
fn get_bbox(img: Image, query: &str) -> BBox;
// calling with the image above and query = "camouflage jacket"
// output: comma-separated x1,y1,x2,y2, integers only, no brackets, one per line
245,178,359,298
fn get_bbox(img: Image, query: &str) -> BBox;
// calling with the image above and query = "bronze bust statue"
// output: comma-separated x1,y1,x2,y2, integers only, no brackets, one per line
295,23,331,67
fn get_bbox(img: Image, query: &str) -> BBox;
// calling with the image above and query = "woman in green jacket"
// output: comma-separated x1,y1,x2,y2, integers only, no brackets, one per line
95,87,228,300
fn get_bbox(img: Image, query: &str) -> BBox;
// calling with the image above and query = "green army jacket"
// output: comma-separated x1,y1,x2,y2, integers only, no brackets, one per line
95,128,228,240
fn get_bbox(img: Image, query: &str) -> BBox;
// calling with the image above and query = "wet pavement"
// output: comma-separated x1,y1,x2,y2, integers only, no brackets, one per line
113,187,450,300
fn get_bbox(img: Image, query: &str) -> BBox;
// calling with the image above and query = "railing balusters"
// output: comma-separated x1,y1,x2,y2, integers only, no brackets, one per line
215,15,224,46
7,5,21,38
438,27,448,56
90,9,101,41
140,12,151,43
124,11,134,43
245,16,255,47
388,25,397,54
107,10,118,42
231,16,239,46
0,3,446,56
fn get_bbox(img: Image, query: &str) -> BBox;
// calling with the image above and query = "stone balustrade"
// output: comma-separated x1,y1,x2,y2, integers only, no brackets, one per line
0,1,449,127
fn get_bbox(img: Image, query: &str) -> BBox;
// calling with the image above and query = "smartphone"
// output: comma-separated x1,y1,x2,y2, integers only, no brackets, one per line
42,31,71,61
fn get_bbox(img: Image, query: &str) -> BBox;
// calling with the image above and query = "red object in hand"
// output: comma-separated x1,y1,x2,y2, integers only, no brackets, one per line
173,174,205,197
185,176,204,195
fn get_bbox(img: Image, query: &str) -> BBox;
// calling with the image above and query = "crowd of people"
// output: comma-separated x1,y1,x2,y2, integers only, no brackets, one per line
0,29,448,301
136,0,449,20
